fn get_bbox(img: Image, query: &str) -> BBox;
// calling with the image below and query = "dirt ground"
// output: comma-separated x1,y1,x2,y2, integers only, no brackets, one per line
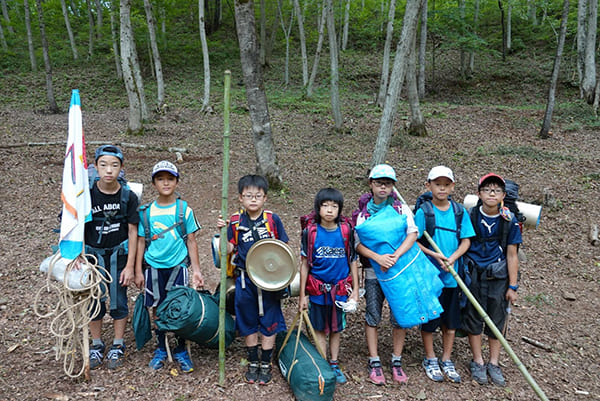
1,93,599,401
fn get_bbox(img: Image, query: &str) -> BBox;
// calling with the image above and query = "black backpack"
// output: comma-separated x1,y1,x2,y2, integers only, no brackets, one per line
413,192,463,247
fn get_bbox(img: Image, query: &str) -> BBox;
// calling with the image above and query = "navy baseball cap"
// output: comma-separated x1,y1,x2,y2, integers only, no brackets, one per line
95,145,124,163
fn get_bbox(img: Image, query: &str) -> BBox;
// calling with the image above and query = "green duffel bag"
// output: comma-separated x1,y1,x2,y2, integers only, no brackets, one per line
276,311,336,401
156,287,235,349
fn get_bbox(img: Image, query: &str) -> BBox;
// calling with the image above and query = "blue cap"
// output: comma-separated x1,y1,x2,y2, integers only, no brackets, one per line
95,145,124,163
369,164,397,182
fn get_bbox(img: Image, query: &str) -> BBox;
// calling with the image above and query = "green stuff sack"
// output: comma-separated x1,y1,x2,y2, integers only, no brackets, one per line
155,287,235,349
132,293,152,350
276,329,336,401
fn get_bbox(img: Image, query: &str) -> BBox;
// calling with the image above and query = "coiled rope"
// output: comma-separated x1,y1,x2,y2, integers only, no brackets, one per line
34,252,111,378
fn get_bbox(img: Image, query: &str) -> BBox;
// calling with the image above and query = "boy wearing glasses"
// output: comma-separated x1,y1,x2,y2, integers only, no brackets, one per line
462,173,521,387
217,175,289,385
414,166,475,384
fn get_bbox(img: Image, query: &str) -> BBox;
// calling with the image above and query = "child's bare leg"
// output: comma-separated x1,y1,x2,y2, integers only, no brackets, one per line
89,320,102,340
468,333,484,364
314,330,328,359
245,333,259,347
366,324,379,357
114,317,127,341
392,327,406,356
261,333,275,350
488,337,501,365
441,326,456,361
421,330,435,359
329,332,341,361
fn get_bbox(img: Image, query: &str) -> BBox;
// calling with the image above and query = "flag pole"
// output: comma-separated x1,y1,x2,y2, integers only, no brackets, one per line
218,70,232,386
393,188,548,401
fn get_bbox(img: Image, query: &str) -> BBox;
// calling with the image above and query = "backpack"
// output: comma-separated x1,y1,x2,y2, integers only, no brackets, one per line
139,197,188,251
413,192,463,247
469,178,524,253
87,164,135,246
300,210,353,268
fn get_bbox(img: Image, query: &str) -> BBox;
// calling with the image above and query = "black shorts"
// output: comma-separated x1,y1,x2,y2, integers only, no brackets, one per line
461,277,508,339
421,286,462,332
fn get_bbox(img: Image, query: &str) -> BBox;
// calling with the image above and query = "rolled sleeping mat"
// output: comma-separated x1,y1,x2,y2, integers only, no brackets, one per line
463,194,542,228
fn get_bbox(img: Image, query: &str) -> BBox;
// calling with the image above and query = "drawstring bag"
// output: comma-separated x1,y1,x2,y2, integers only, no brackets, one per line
132,293,152,350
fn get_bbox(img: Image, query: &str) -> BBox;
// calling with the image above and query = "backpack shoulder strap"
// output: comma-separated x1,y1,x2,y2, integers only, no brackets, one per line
450,199,464,241
176,198,188,242
306,222,318,268
339,219,353,265
263,210,278,239
119,182,130,220
229,211,242,246
138,202,152,250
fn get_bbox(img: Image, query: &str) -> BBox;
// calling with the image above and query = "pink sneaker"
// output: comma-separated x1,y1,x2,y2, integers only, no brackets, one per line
391,359,408,385
368,360,386,385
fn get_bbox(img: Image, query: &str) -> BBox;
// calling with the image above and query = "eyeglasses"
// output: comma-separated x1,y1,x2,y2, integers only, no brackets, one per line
480,187,504,194
242,193,265,200
372,180,394,188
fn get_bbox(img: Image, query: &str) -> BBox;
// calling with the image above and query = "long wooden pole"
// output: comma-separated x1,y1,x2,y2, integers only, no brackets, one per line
218,70,232,386
393,188,549,401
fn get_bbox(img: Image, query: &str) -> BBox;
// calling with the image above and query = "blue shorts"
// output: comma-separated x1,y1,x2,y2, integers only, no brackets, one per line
421,286,461,332
144,265,189,308
309,302,346,334
235,273,286,338
90,259,128,321
364,278,400,328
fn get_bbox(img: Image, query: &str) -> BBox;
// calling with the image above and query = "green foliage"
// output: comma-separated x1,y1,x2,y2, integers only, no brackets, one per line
523,292,553,308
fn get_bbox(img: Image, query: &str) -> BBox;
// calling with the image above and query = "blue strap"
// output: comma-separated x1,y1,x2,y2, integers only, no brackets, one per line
86,241,128,311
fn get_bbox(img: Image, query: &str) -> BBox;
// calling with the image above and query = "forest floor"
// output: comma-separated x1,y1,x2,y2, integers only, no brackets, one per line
1,62,600,401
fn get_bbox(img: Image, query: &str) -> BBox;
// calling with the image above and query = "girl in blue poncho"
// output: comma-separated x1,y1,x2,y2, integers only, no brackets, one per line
353,164,444,385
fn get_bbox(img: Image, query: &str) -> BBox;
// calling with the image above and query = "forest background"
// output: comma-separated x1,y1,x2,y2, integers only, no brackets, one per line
1,0,600,400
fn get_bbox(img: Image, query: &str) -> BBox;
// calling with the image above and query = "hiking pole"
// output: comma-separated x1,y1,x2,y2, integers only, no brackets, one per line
393,189,548,401
218,70,232,386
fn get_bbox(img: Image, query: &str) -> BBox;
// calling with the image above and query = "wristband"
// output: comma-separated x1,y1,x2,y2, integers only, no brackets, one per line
508,284,519,292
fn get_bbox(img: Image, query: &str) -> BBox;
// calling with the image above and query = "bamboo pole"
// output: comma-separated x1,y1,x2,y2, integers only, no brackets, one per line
218,70,232,386
393,189,549,401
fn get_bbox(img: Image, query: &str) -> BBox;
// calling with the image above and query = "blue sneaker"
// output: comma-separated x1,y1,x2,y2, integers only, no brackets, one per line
149,348,168,370
173,349,194,373
422,357,444,382
330,362,347,384
106,344,125,370
89,343,105,370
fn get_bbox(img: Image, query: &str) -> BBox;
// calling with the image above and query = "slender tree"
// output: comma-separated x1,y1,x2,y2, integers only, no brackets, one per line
306,0,327,98
110,2,122,79
506,0,511,52
60,0,79,60
407,33,426,136
498,0,506,62
277,0,294,87
144,0,165,109
341,0,350,50
234,0,282,187
35,0,59,113
1,0,13,34
86,0,94,58
0,19,7,50
94,0,103,40
417,0,427,98
372,0,423,166
326,0,342,129
580,0,597,104
24,0,37,71
377,0,396,108
469,0,480,73
292,0,308,86
199,0,211,112
539,0,569,139
120,0,147,134
259,0,266,65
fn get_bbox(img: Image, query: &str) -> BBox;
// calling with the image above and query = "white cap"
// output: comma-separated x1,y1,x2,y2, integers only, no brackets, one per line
369,164,397,182
427,165,455,182
152,160,179,178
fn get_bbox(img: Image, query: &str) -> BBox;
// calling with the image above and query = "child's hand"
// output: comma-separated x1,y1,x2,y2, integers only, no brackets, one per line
216,215,228,229
374,253,396,272
120,267,134,287
298,295,308,311
134,272,145,290
191,270,204,289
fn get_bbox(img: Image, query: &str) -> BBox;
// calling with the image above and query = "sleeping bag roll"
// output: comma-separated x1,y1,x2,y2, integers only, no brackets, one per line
155,286,235,349
276,329,336,401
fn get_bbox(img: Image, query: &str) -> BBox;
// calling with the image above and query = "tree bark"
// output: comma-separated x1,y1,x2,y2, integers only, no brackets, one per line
377,0,396,108
459,0,467,76
277,0,294,87
234,0,282,187
86,0,94,58
468,0,479,73
0,17,8,51
326,0,342,130
371,0,422,166
144,0,165,109
120,0,146,134
198,0,211,112
94,0,103,40
306,1,327,98
506,1,511,52
417,0,427,98
528,0,537,26
576,0,587,98
292,0,308,86
60,0,79,60
342,0,350,50
1,0,13,34
259,0,266,66
581,0,597,104
498,0,506,62
24,0,36,70
110,3,122,79
539,0,569,139
35,0,59,113
407,33,426,137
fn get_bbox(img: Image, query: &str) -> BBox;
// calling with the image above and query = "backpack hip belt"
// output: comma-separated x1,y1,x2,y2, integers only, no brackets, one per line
148,256,190,306
85,240,128,311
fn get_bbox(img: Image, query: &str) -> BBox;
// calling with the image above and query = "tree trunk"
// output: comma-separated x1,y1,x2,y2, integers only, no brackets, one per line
120,0,146,134
35,0,59,113
468,0,479,73
234,0,282,187
341,0,350,50
581,0,597,104
407,33,426,137
506,1,511,52
144,0,165,109
498,0,506,62
539,0,569,139
265,4,280,66
371,0,422,166
326,0,342,130
1,0,13,34
277,0,294,87
60,0,79,60
86,0,94,58
417,0,427,98
377,0,396,108
110,3,122,79
528,0,537,26
94,0,103,40
198,0,211,112
577,0,587,98
292,0,308,86
259,0,266,66
24,0,36,69
0,17,8,51
459,0,467,76
306,1,327,98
